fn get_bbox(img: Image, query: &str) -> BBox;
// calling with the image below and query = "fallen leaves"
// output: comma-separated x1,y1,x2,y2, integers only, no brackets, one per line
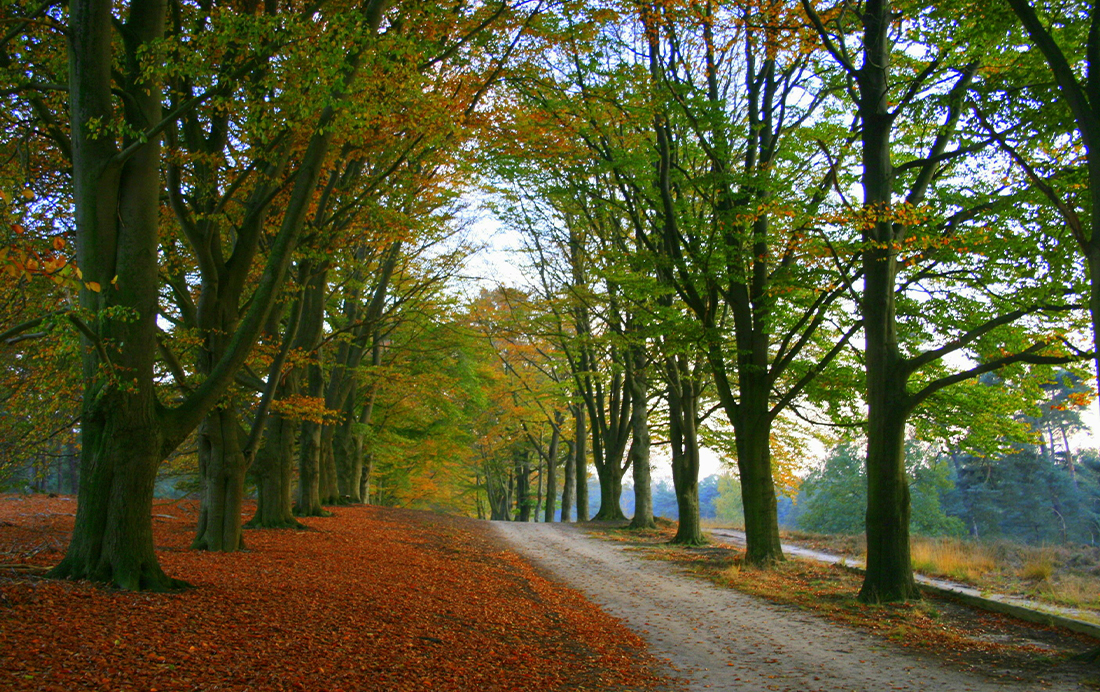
0,495,675,691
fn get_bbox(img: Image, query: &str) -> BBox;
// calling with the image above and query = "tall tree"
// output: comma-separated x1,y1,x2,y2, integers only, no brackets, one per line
48,0,394,588
803,0,1080,601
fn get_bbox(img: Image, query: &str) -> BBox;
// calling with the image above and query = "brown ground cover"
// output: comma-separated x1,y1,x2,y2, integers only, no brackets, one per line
0,495,675,692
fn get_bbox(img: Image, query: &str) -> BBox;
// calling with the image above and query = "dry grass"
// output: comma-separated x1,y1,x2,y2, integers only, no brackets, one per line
1018,552,1055,582
1040,574,1100,609
911,537,998,583
783,530,1100,612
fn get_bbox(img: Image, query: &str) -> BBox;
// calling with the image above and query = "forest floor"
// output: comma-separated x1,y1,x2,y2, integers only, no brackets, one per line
0,495,675,691
494,521,1100,692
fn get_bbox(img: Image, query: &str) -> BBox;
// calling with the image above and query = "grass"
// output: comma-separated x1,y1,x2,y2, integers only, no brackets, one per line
1018,552,1055,581
776,530,1100,612
911,537,998,583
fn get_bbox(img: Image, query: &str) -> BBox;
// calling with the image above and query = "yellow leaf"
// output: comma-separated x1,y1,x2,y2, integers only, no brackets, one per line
85,281,101,292
21,189,33,200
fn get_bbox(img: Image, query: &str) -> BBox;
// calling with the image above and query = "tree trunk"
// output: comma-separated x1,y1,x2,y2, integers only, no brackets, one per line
590,367,631,521
855,0,918,603
668,361,705,545
628,352,654,529
593,456,625,521
517,449,532,522
561,439,575,522
859,396,917,602
49,0,180,590
543,418,561,523
360,450,375,503
192,406,247,551
248,412,302,528
534,450,544,522
51,391,183,591
294,266,329,517
574,406,589,521
733,375,783,564
333,410,364,503
297,417,325,516
319,423,340,505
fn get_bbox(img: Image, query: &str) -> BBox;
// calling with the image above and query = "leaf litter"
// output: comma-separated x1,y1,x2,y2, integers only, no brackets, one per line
0,495,677,691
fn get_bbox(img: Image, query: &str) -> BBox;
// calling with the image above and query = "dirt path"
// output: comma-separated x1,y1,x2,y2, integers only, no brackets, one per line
492,522,1059,692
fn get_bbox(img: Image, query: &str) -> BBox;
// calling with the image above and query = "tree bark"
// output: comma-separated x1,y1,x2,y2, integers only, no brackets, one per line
668,360,704,545
516,448,532,522
628,353,654,529
192,406,247,550
294,266,330,517
319,423,340,505
560,439,575,522
573,405,589,521
249,411,301,528
855,0,919,603
49,0,182,591
542,414,562,522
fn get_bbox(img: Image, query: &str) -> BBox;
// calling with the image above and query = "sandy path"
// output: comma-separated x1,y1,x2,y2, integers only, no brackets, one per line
491,522,1043,692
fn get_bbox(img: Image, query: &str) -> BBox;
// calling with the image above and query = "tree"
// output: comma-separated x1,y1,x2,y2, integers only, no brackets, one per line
803,0,1080,601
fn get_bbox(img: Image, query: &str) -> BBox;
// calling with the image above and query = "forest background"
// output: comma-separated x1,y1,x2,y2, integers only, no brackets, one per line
1,0,1099,602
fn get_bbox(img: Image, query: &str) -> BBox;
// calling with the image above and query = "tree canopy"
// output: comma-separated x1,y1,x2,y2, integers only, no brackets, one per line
0,0,1096,604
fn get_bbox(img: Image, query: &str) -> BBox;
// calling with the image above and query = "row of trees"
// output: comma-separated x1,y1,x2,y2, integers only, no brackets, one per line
2,0,1098,605
0,0,552,589
480,0,1099,604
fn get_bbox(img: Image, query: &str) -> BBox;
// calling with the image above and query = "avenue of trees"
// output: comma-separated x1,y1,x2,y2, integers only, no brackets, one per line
1,0,1098,603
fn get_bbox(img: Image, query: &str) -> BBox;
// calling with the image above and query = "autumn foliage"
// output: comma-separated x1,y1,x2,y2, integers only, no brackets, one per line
0,495,673,691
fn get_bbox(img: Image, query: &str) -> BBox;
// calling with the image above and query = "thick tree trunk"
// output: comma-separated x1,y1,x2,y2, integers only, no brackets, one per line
248,412,301,528
192,406,247,551
856,0,919,603
517,449,532,522
51,392,183,591
319,423,340,505
591,371,631,521
543,419,561,523
859,396,917,602
293,267,329,517
50,0,180,590
360,450,374,503
733,374,783,564
593,458,625,521
297,416,325,516
333,412,364,503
